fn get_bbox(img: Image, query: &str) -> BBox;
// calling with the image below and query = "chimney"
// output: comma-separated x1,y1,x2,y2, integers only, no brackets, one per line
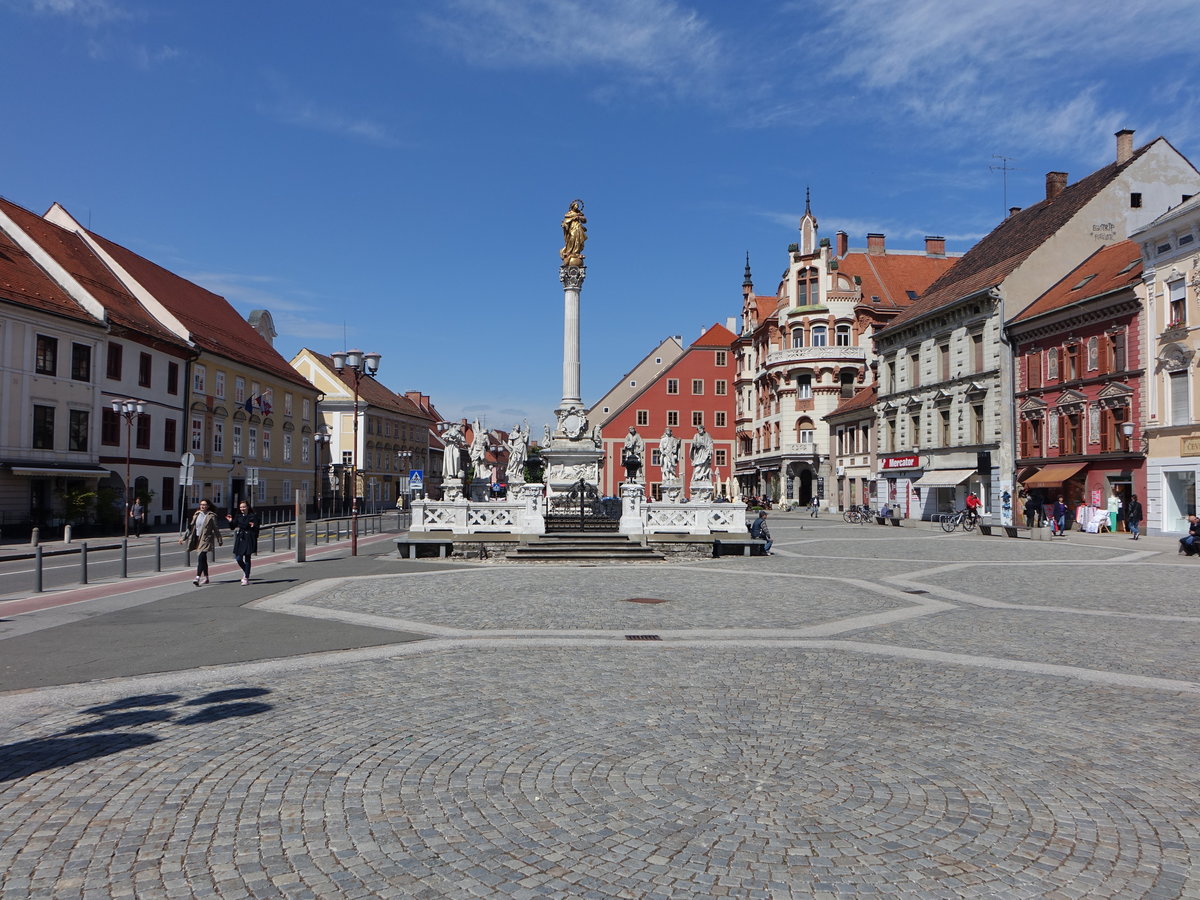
866,233,885,255
836,230,848,258
1009,206,1022,218
1116,128,1135,164
924,235,946,257
1045,171,1068,201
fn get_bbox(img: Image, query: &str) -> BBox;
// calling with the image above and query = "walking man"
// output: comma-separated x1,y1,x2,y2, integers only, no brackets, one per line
1126,493,1143,540
809,496,819,518
129,498,145,538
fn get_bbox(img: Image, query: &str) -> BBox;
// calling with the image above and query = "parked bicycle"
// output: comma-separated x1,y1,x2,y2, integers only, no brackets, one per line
842,504,877,525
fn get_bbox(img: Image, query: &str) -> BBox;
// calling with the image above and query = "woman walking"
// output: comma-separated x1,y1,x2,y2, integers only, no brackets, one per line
226,500,260,585
180,498,223,585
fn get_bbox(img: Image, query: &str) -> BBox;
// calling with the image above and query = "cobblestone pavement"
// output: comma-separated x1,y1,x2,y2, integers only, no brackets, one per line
1,515,1198,898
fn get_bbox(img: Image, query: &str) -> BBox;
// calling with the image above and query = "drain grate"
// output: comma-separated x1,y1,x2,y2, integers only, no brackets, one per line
625,634,662,641
902,589,929,595
624,597,667,604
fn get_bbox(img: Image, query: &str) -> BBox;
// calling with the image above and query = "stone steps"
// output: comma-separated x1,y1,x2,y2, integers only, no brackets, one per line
506,533,665,562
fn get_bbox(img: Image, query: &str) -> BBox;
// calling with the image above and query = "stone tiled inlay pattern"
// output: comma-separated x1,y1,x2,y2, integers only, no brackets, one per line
1,649,1197,899
299,568,909,631
3,516,1200,898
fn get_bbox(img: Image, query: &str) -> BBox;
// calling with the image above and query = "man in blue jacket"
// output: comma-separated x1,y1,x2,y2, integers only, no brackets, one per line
750,511,772,555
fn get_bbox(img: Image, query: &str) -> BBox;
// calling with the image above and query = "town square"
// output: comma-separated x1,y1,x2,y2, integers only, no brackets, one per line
3,1,1200,897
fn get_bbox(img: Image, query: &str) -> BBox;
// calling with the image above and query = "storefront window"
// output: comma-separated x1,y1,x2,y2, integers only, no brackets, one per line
1164,470,1196,533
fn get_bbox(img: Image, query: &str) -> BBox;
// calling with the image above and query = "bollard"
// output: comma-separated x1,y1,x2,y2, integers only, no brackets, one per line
30,527,39,548
34,546,43,593
271,526,277,553
287,526,292,551
64,524,72,544
155,536,162,572
80,542,88,585
121,538,128,578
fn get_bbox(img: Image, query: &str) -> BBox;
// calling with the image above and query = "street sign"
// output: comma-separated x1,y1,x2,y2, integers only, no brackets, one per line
180,452,196,487
408,470,424,492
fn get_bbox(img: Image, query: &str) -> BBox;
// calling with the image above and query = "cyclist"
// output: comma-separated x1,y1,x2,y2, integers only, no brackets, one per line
964,491,982,525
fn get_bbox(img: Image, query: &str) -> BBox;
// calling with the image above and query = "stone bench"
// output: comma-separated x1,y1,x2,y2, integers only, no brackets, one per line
713,538,768,557
875,516,903,526
394,536,456,559
977,524,1029,539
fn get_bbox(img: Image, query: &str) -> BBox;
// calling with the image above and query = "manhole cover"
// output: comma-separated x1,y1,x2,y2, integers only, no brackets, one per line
624,597,667,604
625,634,662,641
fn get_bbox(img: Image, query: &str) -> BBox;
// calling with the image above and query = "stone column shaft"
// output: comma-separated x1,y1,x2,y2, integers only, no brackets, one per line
559,265,585,408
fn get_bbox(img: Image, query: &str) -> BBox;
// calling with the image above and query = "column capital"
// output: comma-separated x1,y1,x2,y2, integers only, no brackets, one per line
559,265,587,291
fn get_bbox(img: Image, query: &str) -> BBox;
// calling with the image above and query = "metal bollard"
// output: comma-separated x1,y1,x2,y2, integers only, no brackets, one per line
121,538,128,578
80,542,88,585
287,527,292,550
271,527,277,553
155,536,162,572
34,546,43,593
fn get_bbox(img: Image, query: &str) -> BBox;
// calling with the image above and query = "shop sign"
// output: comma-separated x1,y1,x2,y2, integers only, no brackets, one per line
1182,437,1200,457
881,455,920,470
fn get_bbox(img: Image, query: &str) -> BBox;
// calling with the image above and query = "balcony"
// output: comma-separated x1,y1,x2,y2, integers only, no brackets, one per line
765,346,867,367
781,442,820,457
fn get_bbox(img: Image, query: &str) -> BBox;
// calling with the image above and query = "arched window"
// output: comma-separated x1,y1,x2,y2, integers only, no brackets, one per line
835,324,852,346
811,325,828,347
797,267,819,306
792,327,804,348
796,418,814,444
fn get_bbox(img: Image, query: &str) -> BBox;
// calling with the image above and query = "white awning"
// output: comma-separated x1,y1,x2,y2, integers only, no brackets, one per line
910,468,976,489
9,466,110,478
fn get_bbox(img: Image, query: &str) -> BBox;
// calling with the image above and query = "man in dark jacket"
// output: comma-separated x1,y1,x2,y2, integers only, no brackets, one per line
1181,514,1200,556
1125,494,1144,540
750,511,772,555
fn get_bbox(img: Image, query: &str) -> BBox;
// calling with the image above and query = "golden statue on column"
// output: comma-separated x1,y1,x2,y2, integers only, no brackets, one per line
560,199,587,265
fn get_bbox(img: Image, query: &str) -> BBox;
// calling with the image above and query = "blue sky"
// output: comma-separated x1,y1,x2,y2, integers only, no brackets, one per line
4,0,1198,431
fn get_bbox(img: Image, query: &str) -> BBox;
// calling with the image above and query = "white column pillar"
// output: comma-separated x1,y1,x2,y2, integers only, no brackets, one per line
559,265,586,408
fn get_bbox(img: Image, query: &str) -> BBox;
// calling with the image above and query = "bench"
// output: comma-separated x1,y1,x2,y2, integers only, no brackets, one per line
977,524,1029,539
875,516,903,526
394,537,456,559
713,538,767,557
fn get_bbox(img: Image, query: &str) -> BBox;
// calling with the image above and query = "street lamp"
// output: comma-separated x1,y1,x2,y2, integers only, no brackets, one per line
313,425,331,518
331,349,381,555
111,398,146,538
396,449,413,509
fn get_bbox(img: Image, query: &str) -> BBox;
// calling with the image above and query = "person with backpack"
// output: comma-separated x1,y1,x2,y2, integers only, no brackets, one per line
1125,493,1144,541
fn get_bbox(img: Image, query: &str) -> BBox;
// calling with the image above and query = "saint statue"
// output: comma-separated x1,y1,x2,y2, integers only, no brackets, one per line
560,199,587,265
623,426,645,484
659,427,681,481
468,419,490,477
441,421,467,481
690,425,714,484
506,421,529,484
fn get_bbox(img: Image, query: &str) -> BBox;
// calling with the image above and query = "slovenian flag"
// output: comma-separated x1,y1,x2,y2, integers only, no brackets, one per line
244,395,255,414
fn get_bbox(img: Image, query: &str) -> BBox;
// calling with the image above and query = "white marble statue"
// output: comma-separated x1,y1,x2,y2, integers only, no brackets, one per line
441,421,467,481
506,421,529,483
690,425,714,484
622,426,644,482
659,427,681,481
468,419,490,477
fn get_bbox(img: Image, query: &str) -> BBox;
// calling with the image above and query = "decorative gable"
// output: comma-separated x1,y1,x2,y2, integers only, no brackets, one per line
1019,396,1047,419
1095,382,1134,408
1054,389,1087,409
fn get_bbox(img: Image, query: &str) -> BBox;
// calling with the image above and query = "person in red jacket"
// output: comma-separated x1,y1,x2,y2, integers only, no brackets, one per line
964,491,982,524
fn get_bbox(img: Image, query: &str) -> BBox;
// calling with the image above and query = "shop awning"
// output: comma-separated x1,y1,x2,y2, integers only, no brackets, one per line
1021,462,1088,487
9,465,110,478
911,468,976,489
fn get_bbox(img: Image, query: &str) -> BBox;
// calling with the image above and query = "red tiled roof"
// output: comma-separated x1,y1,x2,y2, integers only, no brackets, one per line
307,350,428,417
754,295,775,320
842,251,958,311
78,222,314,389
1,197,190,349
825,383,877,419
0,204,96,324
1010,241,1142,325
878,140,1161,337
692,322,738,347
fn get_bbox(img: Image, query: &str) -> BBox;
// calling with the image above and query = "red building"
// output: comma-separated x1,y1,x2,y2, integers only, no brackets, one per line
594,324,738,497
1008,241,1145,528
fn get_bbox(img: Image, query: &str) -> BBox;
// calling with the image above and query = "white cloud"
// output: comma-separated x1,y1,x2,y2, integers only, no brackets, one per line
26,0,127,24
419,0,725,100
184,270,346,344
257,71,406,148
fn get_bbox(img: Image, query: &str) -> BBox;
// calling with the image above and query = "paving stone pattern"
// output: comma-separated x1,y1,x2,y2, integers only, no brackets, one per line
1,515,1198,898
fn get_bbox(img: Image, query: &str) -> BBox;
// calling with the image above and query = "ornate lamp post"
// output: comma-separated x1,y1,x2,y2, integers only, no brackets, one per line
396,449,413,510
313,425,331,518
111,398,146,538
330,349,381,556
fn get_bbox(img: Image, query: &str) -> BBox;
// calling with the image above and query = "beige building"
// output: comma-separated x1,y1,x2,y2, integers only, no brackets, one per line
824,384,878,511
290,350,435,513
1131,193,1200,534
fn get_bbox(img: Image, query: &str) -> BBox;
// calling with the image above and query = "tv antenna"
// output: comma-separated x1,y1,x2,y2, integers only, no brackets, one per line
990,155,1017,217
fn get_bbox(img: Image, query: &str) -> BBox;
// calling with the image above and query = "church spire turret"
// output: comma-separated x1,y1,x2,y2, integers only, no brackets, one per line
799,186,818,256
742,251,753,295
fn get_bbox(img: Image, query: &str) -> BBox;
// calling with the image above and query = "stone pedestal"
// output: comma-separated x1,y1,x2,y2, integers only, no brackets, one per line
443,478,465,502
690,481,714,503
619,482,645,535
660,480,683,503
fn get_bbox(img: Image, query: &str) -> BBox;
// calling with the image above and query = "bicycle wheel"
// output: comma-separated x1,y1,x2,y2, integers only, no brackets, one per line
843,510,857,524
962,516,976,533
941,515,957,533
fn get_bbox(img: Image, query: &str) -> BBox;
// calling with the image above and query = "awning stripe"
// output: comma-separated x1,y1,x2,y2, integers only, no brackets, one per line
1020,462,1088,487
910,468,976,489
